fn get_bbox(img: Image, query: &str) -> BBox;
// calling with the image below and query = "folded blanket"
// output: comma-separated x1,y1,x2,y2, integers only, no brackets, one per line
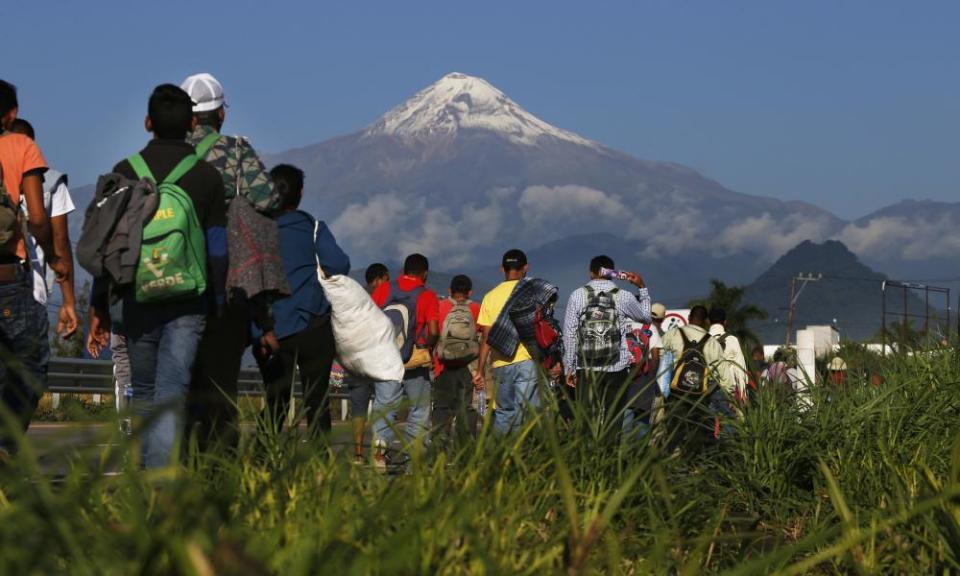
487,277,558,358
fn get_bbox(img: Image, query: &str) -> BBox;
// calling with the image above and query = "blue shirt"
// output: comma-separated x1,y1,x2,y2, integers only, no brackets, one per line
268,210,350,340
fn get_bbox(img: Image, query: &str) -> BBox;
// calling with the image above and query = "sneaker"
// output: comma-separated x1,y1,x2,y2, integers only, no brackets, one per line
383,448,410,474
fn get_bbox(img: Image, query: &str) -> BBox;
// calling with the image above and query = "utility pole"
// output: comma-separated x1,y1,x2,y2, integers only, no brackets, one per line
784,273,822,347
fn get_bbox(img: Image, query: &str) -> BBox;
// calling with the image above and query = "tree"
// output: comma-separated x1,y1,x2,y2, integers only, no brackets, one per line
689,278,768,347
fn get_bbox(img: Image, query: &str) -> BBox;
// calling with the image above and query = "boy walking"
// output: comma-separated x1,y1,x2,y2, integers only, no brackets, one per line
371,254,440,466
432,274,481,447
89,84,227,468
253,164,350,436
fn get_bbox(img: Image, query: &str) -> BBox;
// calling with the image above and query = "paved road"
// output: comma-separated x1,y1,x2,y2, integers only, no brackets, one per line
25,421,361,476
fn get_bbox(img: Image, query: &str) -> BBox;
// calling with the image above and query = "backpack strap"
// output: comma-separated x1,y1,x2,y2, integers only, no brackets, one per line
194,133,220,159
162,154,200,185
127,154,155,182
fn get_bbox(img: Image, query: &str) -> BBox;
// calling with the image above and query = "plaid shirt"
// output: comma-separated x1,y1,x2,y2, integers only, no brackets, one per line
562,279,651,374
187,125,280,214
486,277,559,359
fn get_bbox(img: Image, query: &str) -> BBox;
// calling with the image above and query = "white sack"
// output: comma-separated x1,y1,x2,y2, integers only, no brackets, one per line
318,273,404,382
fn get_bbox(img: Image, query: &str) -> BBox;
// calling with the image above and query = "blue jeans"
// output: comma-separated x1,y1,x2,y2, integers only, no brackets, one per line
372,368,432,447
119,296,206,468
492,360,540,435
0,268,49,450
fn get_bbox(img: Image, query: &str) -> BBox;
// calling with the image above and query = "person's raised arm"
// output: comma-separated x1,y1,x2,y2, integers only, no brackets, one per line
622,272,651,324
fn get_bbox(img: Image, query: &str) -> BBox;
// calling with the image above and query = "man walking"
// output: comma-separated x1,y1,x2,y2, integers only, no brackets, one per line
708,307,748,423
561,255,652,441
472,249,542,435
660,305,724,453
180,72,282,449
253,164,349,436
0,80,65,457
8,119,78,340
371,254,440,467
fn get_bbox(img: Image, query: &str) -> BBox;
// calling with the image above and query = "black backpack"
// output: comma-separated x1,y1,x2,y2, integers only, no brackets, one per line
381,282,425,363
670,328,711,395
576,286,621,368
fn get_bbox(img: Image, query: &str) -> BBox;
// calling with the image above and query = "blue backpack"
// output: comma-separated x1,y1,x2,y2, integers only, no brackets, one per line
382,282,425,363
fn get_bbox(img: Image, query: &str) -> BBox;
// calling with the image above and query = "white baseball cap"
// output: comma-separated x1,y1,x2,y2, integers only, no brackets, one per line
180,73,226,113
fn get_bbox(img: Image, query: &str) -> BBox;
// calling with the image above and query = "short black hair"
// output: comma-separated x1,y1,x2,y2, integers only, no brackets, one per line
709,307,727,325
501,248,527,272
590,255,615,275
9,118,34,140
688,305,709,325
365,263,389,285
270,164,304,210
0,80,18,119
403,253,429,276
194,108,222,129
450,274,472,295
148,84,194,139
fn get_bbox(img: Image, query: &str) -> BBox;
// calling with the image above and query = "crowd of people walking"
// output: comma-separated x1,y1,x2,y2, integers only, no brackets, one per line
0,75,765,470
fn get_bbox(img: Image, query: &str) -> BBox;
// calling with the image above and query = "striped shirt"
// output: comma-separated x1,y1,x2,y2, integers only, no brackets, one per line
562,279,652,374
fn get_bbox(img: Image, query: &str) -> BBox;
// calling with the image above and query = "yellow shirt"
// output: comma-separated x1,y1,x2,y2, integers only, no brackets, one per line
478,280,533,368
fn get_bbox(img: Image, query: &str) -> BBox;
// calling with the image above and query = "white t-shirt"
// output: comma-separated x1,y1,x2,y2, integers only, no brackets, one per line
629,320,663,362
26,175,75,305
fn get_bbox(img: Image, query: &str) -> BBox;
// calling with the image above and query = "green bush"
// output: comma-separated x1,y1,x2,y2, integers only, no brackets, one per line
0,345,958,574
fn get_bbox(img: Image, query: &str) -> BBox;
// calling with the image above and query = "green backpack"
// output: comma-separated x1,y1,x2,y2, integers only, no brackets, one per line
0,162,21,258
128,153,207,303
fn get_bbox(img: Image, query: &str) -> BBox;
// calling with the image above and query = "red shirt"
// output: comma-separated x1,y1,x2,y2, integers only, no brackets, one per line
372,275,440,347
433,298,481,377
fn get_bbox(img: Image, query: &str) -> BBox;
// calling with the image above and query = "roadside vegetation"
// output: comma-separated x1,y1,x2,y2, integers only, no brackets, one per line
2,343,958,574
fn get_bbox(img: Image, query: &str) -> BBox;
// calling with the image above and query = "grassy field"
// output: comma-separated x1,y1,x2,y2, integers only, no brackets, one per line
1,345,958,574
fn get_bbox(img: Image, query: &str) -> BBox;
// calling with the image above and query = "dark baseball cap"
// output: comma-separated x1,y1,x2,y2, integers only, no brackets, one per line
502,249,527,270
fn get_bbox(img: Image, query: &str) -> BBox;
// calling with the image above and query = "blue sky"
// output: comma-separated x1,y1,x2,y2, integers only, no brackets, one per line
4,0,958,219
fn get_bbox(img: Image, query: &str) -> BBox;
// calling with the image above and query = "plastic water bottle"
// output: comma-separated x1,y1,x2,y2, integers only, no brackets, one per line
475,388,487,417
657,350,674,399
117,381,133,436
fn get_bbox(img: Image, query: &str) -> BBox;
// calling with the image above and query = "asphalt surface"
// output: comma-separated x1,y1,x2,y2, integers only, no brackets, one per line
24,421,361,476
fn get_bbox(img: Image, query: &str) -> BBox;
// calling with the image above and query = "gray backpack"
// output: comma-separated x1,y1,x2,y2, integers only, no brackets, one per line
576,286,622,368
76,172,159,285
436,299,479,363
0,162,20,258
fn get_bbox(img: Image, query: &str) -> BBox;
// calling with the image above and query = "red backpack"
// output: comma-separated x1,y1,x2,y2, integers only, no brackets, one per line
626,324,653,375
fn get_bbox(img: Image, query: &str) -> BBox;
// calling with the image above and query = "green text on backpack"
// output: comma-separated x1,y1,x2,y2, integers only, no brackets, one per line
128,154,208,303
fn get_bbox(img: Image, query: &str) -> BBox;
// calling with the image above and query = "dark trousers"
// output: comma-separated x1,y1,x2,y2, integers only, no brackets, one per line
186,299,250,451
665,388,733,454
431,365,477,446
0,269,49,452
575,369,631,441
257,316,335,436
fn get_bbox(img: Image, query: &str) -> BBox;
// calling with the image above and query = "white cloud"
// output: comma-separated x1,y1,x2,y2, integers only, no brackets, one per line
716,213,834,259
836,216,960,260
518,185,631,232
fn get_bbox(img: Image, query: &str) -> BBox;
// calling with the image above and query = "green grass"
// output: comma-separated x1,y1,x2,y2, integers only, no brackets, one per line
1,345,959,574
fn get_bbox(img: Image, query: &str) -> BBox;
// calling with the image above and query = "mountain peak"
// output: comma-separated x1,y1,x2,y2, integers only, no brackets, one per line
364,72,597,148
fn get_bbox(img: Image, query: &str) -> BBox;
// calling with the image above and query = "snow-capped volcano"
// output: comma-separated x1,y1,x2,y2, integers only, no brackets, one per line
364,72,597,148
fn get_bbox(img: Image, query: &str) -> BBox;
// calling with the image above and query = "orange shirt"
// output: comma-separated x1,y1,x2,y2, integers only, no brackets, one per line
0,133,48,258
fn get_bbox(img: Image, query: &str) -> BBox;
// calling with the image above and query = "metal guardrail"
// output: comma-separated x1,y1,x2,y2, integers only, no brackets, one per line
46,357,355,418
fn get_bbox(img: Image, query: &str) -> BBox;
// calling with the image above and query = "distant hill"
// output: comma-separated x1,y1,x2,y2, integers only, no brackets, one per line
744,240,933,342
